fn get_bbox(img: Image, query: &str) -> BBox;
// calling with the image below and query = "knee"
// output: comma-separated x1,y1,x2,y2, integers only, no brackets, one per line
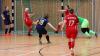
68,38,75,42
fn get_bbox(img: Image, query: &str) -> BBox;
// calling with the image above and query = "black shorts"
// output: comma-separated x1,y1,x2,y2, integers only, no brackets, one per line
4,20,11,25
36,28,47,34
11,20,14,24
81,28,89,33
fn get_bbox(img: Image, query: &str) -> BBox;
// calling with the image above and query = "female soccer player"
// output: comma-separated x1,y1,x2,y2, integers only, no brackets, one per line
34,15,57,44
24,8,33,36
1,6,11,35
61,9,79,56
78,16,97,38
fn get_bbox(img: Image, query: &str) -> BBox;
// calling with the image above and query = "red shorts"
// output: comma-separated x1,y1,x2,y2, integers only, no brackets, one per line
24,18,32,27
66,26,78,39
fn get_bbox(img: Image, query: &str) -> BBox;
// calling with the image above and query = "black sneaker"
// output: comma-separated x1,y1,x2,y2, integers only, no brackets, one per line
28,34,32,36
47,41,51,44
54,31,58,34
88,36,91,39
71,52,74,56
95,33,98,38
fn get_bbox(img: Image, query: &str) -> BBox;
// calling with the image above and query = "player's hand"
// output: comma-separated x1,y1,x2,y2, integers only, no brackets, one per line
67,5,70,9
2,18,5,20
54,30,58,34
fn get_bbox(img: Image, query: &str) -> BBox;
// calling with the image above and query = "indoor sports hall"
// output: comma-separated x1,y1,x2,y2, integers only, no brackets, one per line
0,0,100,56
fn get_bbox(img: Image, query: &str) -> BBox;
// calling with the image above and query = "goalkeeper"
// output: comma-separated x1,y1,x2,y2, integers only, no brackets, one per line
78,16,97,38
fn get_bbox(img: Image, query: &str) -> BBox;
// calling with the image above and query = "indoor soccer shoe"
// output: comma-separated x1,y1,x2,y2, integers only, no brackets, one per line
95,33,98,38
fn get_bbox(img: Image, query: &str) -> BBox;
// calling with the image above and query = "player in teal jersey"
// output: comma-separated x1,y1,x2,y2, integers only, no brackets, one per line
78,16,97,38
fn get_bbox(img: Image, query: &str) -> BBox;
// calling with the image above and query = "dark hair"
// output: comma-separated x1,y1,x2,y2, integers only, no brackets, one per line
67,5,70,9
44,15,49,19
69,9,74,14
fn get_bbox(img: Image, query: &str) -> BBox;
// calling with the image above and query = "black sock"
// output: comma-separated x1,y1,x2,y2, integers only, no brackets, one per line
28,31,30,35
12,27,14,31
46,35,50,42
39,34,42,40
5,28,8,34
39,34,42,44
28,28,32,36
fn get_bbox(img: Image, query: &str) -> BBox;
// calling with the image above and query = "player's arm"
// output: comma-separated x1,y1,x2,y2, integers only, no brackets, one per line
61,20,66,31
76,16,79,25
66,5,71,9
59,10,66,12
1,14,5,20
59,5,71,12
47,22,57,31
29,13,35,17
33,20,39,25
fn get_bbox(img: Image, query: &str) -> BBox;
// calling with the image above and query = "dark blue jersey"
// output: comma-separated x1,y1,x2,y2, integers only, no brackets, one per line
3,10,11,25
3,10,10,21
36,18,48,29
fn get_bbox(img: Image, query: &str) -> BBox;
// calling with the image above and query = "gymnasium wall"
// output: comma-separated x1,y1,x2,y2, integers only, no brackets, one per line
95,0,100,33
10,0,95,33
1,0,100,33
15,0,61,33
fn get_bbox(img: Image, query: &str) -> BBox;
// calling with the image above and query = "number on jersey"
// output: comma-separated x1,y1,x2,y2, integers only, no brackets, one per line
69,20,75,26
39,20,44,25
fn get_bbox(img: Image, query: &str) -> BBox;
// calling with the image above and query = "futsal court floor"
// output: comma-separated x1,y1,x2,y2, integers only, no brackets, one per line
0,34,100,56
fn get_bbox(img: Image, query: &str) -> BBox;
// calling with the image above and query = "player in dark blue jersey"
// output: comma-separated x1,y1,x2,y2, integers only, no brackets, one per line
34,15,57,44
1,6,12,35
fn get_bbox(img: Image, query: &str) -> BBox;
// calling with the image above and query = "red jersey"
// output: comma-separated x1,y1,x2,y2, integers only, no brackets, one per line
65,14,78,39
24,11,30,20
65,9,70,16
24,11,32,27
64,14,78,27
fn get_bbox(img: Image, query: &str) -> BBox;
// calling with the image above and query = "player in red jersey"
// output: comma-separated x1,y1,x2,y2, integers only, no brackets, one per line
61,9,79,56
24,8,33,36
56,5,73,33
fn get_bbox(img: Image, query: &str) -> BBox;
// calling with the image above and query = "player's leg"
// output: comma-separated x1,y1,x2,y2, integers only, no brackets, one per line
25,19,33,36
85,32,91,38
9,27,14,34
39,33,42,44
27,26,32,36
66,31,75,56
67,26,78,56
36,28,43,44
4,21,10,35
81,28,91,38
45,34,51,44
44,30,51,44
5,25,9,34
9,20,14,34
69,33,77,56
89,30,97,37
68,38,75,56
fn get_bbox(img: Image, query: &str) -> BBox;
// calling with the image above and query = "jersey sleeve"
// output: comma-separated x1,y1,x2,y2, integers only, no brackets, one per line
64,16,67,21
65,9,69,15
46,19,49,23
